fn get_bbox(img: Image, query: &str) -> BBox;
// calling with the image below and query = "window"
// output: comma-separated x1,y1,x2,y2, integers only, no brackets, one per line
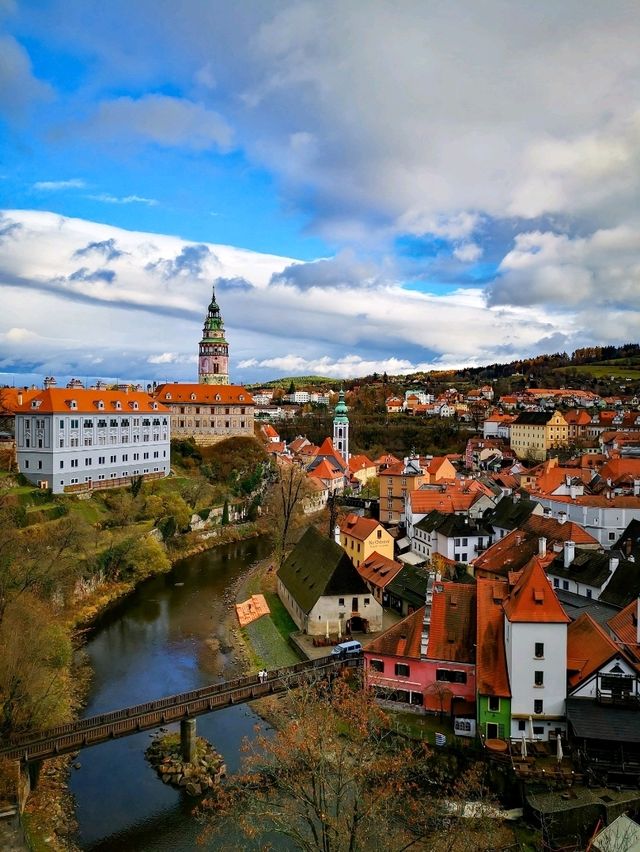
110,455,116,463
534,670,544,687
562,580,569,590
586,588,592,599
24,460,29,469
534,699,543,714
609,532,616,541
553,577,559,588
71,419,79,429
395,663,410,677
535,642,544,659
338,598,344,606
70,459,78,468
488,696,500,712
59,461,64,469
533,726,544,736
59,419,64,429
364,597,370,605
370,659,384,673
85,458,92,466
518,720,526,732
436,669,467,684
377,529,382,539
38,460,42,469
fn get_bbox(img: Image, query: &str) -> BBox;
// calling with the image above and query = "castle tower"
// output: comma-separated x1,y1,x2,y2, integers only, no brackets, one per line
198,284,229,385
333,389,349,462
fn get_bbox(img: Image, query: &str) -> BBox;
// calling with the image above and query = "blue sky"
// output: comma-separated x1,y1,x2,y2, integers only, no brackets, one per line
1,1,639,385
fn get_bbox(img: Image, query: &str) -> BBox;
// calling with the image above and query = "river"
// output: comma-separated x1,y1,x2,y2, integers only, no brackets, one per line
70,536,274,851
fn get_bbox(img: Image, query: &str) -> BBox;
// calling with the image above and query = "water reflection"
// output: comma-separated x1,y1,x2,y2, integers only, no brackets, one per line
71,537,273,851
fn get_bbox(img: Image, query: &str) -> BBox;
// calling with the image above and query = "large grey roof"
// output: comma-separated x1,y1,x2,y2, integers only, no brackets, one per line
567,698,640,743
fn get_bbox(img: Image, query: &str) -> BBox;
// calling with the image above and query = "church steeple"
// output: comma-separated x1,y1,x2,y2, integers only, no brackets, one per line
333,388,349,462
198,284,229,385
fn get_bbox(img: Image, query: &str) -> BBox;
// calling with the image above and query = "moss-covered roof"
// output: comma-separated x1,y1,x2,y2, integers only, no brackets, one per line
277,526,368,614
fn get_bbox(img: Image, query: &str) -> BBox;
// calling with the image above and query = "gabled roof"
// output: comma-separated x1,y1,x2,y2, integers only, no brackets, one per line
608,600,640,663
513,411,560,426
567,613,628,689
365,607,424,659
277,526,368,614
0,387,40,413
546,549,613,589
600,559,640,609
358,551,403,590
485,495,539,530
314,437,347,471
340,513,384,541
373,453,401,467
503,557,570,624
409,491,478,515
426,582,476,663
524,514,599,546
476,578,511,698
416,510,492,539
308,458,343,481
154,383,253,404
385,564,429,608
348,454,375,474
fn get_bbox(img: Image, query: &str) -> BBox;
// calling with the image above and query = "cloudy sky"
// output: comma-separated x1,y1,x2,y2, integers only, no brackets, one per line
1,1,639,385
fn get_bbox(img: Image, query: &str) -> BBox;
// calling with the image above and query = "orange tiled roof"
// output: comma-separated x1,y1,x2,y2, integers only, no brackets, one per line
315,437,347,469
340,512,383,541
348,454,375,474
476,578,511,698
524,514,599,546
608,601,640,664
427,582,476,663
366,607,425,659
261,424,279,439
374,453,401,467
567,613,626,689
358,551,403,589
309,458,343,481
154,383,254,404
409,491,478,515
502,557,570,624
532,493,640,509
16,387,169,415
599,458,640,483
0,387,40,413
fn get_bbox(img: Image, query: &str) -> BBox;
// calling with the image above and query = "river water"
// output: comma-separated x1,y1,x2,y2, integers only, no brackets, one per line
70,536,274,851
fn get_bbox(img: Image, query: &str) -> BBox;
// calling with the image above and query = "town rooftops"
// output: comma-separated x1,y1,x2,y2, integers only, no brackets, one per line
598,558,640,609
277,526,368,614
608,600,640,663
308,458,344,481
385,564,429,609
0,387,40,413
408,490,478,515
567,613,631,689
365,607,425,659
348,454,375,474
547,549,613,590
502,557,570,624
426,581,476,663
416,510,493,539
358,551,403,590
16,387,170,415
485,494,540,530
476,578,511,698
340,513,382,541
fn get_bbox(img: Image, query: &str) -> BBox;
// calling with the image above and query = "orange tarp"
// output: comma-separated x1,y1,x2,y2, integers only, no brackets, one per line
235,594,270,627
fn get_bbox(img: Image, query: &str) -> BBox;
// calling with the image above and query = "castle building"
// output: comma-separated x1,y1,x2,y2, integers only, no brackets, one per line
333,389,350,462
153,384,254,446
198,284,229,385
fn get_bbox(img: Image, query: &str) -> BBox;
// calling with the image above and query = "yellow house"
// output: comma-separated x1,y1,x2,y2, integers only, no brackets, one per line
378,455,456,524
339,513,394,568
348,454,377,488
510,410,569,461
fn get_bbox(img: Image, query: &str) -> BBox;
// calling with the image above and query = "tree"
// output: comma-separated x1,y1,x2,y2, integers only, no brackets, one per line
267,462,309,567
201,675,508,852
426,680,454,721
221,499,229,525
287,380,296,395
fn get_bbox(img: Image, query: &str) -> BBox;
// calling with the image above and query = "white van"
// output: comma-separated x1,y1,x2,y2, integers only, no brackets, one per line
330,640,362,659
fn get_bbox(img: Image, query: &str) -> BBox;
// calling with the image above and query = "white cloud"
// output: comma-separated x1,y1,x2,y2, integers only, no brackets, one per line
87,193,158,206
0,34,52,117
33,179,86,191
453,243,483,263
86,94,233,151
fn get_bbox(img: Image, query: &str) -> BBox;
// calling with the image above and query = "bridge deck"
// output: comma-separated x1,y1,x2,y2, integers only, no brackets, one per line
0,656,361,763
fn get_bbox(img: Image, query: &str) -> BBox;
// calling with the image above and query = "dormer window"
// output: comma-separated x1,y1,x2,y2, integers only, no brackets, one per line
190,393,196,400
130,401,139,410
31,400,40,409
115,401,122,410
69,400,77,410
97,400,105,410
215,394,221,401
165,393,171,400
239,395,244,402
152,402,158,410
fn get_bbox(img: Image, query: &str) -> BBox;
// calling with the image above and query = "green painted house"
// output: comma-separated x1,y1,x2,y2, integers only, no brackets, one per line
476,577,511,739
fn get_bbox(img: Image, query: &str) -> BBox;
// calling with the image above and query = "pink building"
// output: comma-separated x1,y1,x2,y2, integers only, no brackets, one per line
364,581,476,715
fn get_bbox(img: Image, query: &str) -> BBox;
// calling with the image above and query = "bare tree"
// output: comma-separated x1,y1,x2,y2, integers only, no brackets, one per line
267,461,310,567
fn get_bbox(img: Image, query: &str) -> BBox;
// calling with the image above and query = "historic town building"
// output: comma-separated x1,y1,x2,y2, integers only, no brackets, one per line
14,388,170,494
333,389,350,462
198,284,229,385
153,383,254,446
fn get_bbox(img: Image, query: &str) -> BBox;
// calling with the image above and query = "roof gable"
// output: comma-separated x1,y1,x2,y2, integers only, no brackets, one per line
427,582,477,663
503,557,570,623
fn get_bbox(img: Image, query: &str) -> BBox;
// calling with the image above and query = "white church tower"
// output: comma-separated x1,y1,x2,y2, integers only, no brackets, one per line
333,389,349,462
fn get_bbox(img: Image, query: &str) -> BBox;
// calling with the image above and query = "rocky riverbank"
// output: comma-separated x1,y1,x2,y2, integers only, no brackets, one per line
146,733,226,797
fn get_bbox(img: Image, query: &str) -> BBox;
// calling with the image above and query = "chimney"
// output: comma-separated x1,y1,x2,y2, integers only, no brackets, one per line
609,555,619,573
421,573,435,657
569,484,578,500
558,511,567,525
513,492,520,503
625,538,633,558
538,537,547,558
17,391,23,406
564,540,575,568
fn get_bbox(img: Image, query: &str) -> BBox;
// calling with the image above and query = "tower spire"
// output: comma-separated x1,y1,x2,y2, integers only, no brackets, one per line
198,283,230,384
333,387,349,462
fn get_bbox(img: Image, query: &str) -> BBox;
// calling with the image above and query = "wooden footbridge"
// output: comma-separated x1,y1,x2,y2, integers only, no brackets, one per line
0,655,362,765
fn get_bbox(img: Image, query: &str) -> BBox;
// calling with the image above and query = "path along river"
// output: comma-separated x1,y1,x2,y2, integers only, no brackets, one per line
70,535,274,851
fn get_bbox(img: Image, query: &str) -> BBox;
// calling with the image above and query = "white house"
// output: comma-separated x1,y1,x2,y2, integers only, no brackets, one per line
532,494,640,547
277,526,383,636
503,557,570,741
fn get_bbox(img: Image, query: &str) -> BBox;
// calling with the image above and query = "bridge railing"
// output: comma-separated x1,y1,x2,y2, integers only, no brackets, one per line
0,655,360,759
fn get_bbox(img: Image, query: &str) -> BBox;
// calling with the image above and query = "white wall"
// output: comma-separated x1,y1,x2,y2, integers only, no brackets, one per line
570,656,639,700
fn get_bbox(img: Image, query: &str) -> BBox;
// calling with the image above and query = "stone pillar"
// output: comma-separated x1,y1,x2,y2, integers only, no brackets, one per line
27,761,42,791
180,718,196,764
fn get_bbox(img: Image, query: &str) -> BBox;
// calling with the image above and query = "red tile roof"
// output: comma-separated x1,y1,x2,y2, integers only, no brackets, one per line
261,424,279,439
524,514,599,546
315,437,347,469
608,600,640,664
16,387,169,415
426,582,476,663
476,579,511,698
154,383,253,404
365,607,425,659
308,459,343,481
348,454,375,474
0,387,40,413
567,613,626,689
340,513,383,541
503,557,570,624
408,491,478,515
373,453,401,467
358,551,403,589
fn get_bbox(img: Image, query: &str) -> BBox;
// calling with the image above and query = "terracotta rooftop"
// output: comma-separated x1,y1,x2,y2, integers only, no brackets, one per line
567,613,627,689
16,387,170,415
607,600,640,664
503,557,570,624
365,607,425,659
426,582,476,663
358,551,403,590
340,513,383,541
308,458,343,481
476,578,511,698
154,383,253,405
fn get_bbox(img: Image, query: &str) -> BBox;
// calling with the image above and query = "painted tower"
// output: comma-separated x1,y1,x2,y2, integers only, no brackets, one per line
198,284,229,385
333,389,349,462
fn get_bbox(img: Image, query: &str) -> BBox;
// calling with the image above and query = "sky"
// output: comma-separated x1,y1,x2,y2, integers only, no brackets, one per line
1,1,639,386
